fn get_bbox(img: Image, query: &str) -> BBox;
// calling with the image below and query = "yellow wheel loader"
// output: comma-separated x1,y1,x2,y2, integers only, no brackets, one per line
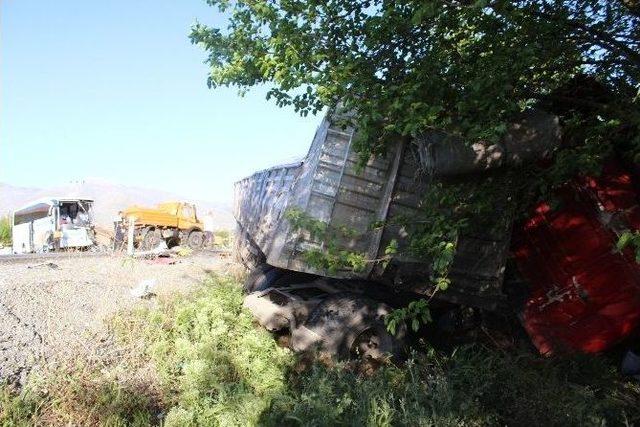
114,202,209,250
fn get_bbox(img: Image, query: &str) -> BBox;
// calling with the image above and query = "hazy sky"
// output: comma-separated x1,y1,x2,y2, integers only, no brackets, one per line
1,0,321,204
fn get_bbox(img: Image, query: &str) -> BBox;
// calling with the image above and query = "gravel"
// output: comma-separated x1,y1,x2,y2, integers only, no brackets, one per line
0,252,232,384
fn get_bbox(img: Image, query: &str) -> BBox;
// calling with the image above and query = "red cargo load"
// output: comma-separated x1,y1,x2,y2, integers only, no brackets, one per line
512,161,640,355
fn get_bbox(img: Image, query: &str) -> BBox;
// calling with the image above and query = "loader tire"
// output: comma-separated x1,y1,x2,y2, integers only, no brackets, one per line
141,228,162,250
187,230,205,249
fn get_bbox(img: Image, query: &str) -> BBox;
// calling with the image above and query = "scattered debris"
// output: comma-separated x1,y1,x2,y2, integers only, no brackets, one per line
0,253,229,384
27,262,59,270
131,241,169,259
130,279,157,299
131,242,196,265
173,246,192,257
145,257,177,265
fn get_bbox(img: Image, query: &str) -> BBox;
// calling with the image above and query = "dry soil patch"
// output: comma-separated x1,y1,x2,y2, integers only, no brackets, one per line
0,252,232,384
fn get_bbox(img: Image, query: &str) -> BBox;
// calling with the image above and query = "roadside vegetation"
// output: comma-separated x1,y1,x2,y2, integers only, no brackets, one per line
1,275,638,426
213,229,232,248
0,215,11,247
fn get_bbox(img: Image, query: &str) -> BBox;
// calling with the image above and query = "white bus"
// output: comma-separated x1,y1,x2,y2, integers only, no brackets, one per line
12,198,96,254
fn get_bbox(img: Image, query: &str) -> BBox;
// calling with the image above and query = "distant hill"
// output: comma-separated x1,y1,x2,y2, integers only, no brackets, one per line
0,179,235,231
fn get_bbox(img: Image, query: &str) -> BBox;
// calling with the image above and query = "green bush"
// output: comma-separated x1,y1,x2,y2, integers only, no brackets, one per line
0,215,11,246
132,276,640,426
3,275,639,426
136,275,294,426
213,230,232,248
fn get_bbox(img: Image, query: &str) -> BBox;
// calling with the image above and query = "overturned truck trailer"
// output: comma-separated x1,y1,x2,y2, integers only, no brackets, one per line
235,116,442,359
235,111,640,359
234,112,538,360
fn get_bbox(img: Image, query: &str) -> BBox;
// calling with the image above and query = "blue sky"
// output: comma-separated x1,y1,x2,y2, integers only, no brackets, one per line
1,0,321,203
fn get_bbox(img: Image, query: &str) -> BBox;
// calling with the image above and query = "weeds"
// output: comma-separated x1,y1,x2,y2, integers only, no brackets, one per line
0,384,37,426
2,274,639,426
0,366,157,426
0,216,11,247
213,230,232,248
114,275,294,426
260,347,640,426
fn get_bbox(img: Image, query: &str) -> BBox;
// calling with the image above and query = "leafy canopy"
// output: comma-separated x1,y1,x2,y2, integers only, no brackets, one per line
191,0,639,154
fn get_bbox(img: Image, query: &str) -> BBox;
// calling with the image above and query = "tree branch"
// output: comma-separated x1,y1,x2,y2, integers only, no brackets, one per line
532,9,640,67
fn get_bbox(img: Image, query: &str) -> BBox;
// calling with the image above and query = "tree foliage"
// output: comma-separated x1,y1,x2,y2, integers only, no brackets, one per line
191,0,639,154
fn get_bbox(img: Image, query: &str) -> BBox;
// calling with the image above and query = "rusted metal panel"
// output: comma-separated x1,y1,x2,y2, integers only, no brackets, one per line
237,117,407,270
233,115,414,278
234,113,513,306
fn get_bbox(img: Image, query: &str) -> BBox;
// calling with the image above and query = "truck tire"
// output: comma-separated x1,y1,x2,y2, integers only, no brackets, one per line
300,293,404,361
187,230,205,249
141,228,162,250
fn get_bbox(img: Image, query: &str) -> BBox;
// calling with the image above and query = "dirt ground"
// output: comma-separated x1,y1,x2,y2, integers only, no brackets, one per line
0,252,234,385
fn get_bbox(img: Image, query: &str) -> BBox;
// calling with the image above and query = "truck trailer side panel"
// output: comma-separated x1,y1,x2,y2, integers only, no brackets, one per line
234,114,510,306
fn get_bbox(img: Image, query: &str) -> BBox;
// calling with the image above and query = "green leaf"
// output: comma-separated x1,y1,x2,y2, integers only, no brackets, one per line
617,231,634,252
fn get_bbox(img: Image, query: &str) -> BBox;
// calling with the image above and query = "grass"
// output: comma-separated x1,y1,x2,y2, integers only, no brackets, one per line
0,366,158,426
0,215,11,247
2,274,639,426
213,230,232,248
